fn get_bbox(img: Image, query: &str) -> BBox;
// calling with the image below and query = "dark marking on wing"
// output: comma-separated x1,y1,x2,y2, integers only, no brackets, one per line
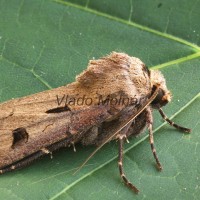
46,106,71,113
12,127,29,148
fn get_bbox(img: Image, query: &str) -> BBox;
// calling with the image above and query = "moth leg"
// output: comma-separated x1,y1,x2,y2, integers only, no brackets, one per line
0,137,71,174
118,134,139,193
0,149,47,174
147,107,163,171
158,108,191,133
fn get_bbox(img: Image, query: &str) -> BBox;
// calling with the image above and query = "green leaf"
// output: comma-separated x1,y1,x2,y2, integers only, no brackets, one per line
0,0,199,199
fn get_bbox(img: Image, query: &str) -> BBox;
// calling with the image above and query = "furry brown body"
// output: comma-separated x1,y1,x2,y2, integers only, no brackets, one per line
0,52,190,193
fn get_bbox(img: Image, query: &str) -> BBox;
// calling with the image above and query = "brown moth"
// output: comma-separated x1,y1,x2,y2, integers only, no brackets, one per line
0,52,191,193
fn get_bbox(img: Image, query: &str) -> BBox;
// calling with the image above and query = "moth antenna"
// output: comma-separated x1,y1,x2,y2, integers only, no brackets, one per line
73,84,160,174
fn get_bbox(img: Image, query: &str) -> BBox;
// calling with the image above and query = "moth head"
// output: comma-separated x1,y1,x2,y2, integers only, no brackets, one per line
150,70,172,108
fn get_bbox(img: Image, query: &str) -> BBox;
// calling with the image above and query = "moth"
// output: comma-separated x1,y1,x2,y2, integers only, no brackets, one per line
0,52,191,193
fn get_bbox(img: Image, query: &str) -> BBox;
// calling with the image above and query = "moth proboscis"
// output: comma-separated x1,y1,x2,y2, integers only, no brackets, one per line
0,52,191,193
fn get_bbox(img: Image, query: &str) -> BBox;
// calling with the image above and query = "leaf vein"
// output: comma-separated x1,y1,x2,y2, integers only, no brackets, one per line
53,0,200,51
0,56,52,89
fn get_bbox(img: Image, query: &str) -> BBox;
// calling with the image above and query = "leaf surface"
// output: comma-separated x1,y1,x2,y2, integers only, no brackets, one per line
0,0,199,199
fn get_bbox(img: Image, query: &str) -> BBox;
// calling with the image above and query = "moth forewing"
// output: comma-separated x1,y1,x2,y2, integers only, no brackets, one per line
0,81,112,169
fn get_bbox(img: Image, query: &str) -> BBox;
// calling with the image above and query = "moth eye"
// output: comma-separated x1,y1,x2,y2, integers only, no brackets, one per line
151,88,169,108
12,127,29,148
